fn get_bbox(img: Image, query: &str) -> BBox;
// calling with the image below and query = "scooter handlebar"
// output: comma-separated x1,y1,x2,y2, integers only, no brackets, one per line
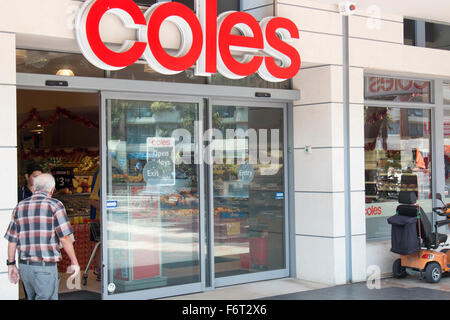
432,206,449,217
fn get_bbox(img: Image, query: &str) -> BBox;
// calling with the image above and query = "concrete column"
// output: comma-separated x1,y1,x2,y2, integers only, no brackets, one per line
0,32,18,300
292,65,347,285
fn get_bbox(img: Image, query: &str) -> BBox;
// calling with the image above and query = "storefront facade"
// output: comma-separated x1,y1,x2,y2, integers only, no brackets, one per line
1,0,450,300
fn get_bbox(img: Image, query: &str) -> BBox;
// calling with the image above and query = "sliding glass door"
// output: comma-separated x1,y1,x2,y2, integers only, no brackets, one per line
101,93,288,299
101,93,205,299
209,101,289,287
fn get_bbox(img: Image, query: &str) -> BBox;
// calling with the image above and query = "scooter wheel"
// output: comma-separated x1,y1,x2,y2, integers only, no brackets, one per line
393,259,407,278
425,262,442,283
82,275,88,286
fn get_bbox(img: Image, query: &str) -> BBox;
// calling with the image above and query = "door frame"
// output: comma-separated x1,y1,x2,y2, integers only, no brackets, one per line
100,91,206,300
16,73,299,102
16,72,299,299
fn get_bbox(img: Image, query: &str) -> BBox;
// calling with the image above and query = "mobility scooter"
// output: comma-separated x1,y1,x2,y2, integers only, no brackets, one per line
388,191,450,283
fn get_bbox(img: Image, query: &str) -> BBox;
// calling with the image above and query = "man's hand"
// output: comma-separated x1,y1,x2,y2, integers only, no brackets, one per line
67,263,80,275
8,265,20,284
7,242,18,284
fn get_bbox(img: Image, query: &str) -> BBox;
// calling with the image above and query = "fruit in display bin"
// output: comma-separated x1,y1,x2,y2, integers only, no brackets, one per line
70,216,86,225
127,173,143,183
72,176,92,193
60,188,72,195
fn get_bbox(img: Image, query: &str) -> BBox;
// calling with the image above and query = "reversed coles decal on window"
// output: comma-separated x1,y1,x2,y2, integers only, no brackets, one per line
364,75,431,103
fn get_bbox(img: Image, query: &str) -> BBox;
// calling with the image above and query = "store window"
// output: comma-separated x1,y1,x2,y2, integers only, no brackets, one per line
364,75,431,103
404,18,450,51
16,49,105,78
132,0,240,13
426,21,450,51
403,18,416,46
444,83,450,105
18,49,290,89
110,64,207,84
210,73,291,90
364,106,432,240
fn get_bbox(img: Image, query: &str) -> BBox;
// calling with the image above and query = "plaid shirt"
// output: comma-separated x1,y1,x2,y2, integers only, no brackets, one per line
4,192,73,262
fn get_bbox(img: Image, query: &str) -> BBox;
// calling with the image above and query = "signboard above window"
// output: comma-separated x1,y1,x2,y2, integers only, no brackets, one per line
364,75,431,104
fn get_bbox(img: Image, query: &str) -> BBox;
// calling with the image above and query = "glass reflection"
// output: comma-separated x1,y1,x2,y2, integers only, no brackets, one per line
364,106,432,240
212,106,285,278
364,76,431,104
106,99,200,294
16,49,104,78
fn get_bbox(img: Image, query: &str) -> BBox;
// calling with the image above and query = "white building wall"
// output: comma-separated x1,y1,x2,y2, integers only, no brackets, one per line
292,64,348,285
277,0,450,281
278,0,367,284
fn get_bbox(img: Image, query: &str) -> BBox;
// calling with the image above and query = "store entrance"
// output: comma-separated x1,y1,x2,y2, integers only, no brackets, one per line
17,89,101,300
15,84,290,300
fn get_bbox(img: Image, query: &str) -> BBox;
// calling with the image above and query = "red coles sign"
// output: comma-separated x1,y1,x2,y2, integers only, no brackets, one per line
75,0,301,82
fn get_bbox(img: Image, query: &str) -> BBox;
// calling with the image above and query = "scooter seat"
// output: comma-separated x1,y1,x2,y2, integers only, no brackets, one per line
432,233,448,244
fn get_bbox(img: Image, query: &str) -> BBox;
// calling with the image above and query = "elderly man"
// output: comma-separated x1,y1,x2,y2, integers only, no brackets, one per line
4,173,79,300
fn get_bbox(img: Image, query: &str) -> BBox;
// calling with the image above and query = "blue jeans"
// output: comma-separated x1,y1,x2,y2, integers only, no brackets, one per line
19,263,60,300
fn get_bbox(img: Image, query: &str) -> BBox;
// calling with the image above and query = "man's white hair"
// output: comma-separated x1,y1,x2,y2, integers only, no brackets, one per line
33,173,56,193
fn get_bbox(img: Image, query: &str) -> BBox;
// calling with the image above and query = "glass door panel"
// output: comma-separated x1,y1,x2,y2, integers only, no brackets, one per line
211,104,286,279
103,96,202,296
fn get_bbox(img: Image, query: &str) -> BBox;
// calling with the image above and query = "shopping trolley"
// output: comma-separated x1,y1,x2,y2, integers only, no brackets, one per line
82,220,101,286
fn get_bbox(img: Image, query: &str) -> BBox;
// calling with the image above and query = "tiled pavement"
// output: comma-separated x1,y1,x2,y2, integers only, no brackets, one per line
167,276,450,300
262,282,450,300
262,275,450,300
55,274,450,300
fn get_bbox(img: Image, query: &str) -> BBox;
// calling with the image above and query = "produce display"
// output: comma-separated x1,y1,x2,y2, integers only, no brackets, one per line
19,151,99,217
53,193,91,217
72,176,94,194
50,154,99,196
159,190,199,219
365,149,431,202
112,173,144,183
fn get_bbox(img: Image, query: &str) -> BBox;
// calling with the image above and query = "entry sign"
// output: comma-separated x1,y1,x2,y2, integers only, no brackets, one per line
75,0,301,82
237,163,254,184
144,137,175,186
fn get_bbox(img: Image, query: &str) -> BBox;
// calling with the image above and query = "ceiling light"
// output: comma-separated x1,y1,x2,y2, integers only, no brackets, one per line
56,69,75,76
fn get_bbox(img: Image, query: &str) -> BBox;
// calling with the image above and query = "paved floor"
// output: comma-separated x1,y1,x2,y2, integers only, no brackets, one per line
263,283,450,300
165,275,450,300
163,278,331,300
52,273,450,300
